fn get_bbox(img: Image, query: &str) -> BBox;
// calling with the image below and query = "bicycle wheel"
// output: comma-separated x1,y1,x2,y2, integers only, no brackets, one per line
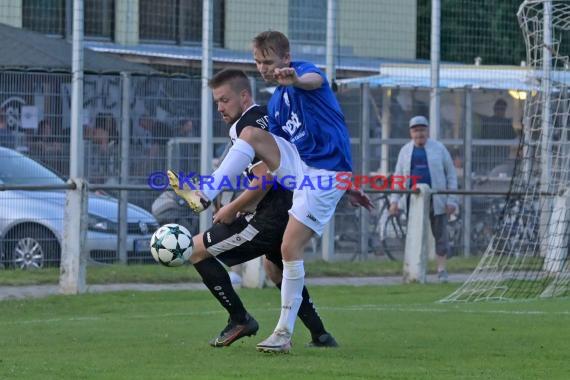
382,213,406,261
368,201,387,249
367,196,393,257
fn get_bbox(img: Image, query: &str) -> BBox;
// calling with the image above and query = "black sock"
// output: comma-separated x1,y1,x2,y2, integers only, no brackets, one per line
276,282,327,340
194,257,248,323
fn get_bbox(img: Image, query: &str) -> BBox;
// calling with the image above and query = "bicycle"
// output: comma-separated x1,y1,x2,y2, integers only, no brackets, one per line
368,194,407,261
369,194,464,261
489,197,539,256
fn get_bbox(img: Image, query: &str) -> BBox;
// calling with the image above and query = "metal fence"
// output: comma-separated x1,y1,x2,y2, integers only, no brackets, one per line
1,70,517,265
0,0,533,273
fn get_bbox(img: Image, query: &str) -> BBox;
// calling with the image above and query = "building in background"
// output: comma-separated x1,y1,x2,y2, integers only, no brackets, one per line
0,0,417,76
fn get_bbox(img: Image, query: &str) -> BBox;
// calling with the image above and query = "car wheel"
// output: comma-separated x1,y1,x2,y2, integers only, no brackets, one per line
3,225,60,270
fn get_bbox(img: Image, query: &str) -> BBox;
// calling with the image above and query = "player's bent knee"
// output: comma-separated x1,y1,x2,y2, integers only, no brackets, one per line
280,241,307,261
189,235,211,264
240,125,265,141
240,126,275,151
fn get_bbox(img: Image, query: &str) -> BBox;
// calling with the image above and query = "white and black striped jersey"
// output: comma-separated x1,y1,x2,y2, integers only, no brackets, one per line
229,104,291,225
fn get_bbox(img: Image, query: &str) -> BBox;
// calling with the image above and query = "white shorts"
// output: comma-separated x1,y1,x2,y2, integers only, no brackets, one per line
271,134,347,236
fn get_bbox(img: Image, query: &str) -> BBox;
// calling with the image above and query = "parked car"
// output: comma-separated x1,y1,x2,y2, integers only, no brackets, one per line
0,146,159,269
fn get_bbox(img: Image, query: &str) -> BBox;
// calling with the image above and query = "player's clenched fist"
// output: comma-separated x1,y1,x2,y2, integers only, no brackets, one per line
273,67,298,85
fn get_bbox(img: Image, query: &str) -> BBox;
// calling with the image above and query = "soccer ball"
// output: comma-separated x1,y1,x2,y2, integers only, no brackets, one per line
150,223,194,267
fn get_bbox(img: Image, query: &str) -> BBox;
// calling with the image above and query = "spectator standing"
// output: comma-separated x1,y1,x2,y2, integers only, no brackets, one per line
476,98,517,172
87,114,119,184
29,118,66,174
480,99,516,140
389,116,458,283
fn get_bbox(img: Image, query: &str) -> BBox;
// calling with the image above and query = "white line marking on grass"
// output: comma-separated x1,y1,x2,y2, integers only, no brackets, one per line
320,305,570,316
1,310,225,326
3,304,568,326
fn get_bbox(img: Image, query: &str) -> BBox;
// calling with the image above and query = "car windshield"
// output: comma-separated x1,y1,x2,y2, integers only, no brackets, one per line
0,148,65,185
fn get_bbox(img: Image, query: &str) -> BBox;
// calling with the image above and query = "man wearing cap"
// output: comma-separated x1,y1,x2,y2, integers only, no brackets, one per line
388,115,458,282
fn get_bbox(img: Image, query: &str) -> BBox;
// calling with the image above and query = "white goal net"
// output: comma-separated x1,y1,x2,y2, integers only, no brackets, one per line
442,0,570,302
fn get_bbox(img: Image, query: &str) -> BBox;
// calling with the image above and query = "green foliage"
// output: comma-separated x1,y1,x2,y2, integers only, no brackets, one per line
417,0,527,65
0,286,568,379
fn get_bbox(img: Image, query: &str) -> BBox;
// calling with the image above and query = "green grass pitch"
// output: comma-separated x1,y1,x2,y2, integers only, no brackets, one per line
0,284,568,380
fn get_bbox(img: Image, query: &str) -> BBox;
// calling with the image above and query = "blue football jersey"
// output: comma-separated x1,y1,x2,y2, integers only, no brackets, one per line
267,61,352,172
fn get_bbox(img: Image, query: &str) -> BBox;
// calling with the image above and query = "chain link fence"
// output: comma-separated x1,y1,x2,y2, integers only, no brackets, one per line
0,1,533,269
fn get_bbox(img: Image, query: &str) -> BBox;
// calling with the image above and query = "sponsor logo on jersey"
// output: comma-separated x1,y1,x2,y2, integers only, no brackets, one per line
282,112,302,136
306,213,318,222
256,115,269,130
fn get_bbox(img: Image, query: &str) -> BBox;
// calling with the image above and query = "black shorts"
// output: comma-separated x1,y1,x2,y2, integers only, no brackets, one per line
202,213,285,269
430,212,450,257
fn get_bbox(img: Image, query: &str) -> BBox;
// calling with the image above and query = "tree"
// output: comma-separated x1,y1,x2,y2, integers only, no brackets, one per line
417,0,527,65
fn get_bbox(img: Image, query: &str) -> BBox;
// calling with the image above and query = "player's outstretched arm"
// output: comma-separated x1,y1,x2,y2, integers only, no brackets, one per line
274,68,322,90
293,72,323,90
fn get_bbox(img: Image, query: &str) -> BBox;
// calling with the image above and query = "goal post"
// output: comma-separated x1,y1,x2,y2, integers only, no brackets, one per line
442,0,570,302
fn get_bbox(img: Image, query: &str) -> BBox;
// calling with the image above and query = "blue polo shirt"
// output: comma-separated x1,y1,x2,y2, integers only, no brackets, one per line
411,146,431,187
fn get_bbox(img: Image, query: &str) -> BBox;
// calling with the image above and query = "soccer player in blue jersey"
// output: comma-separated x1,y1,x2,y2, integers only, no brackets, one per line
168,30,372,353
191,68,338,349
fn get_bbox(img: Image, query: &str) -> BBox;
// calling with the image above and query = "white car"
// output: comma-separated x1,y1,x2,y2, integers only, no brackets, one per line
0,146,159,269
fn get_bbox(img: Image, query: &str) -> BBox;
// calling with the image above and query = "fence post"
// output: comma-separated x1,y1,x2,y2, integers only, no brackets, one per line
118,72,130,264
59,178,88,294
403,184,431,283
544,188,569,272
240,257,267,288
321,221,335,262
60,0,86,295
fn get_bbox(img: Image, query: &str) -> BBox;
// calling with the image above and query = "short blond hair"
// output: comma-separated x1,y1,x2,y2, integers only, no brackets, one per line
252,30,290,59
